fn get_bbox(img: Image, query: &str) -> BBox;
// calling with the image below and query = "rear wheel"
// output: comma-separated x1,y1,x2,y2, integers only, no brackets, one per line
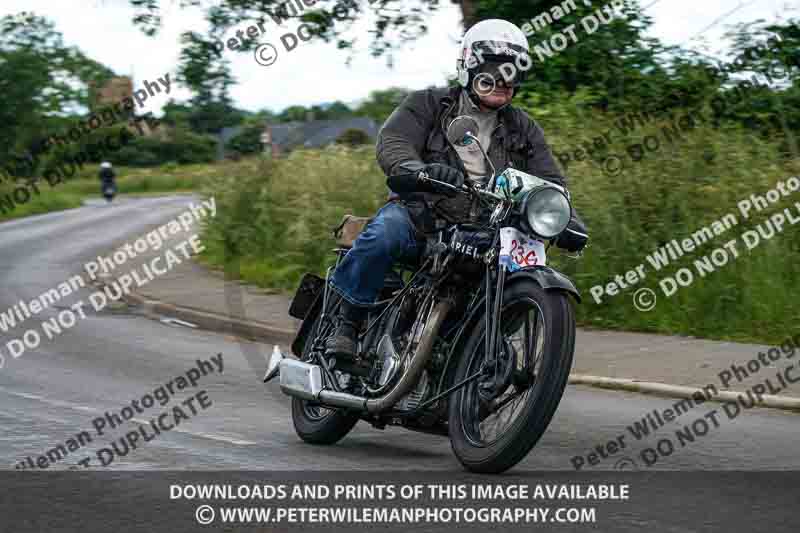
291,294,359,445
448,280,575,473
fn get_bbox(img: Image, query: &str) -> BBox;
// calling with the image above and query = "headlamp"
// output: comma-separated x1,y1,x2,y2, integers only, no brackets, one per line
522,186,571,239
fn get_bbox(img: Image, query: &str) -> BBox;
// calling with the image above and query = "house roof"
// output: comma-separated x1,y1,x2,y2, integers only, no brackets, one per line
217,126,244,159
268,117,378,150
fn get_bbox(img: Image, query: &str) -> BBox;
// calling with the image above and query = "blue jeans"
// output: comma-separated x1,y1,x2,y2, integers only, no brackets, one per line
330,202,420,307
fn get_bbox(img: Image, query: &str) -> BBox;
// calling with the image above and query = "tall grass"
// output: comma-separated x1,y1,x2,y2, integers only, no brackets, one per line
201,146,386,290
548,117,800,343
202,107,799,344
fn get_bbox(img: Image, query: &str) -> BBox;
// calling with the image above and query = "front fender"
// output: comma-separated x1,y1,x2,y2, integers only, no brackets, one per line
440,265,580,392
446,266,580,361
507,265,581,303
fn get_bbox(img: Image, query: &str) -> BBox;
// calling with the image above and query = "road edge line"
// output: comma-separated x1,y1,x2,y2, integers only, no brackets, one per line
569,374,800,413
122,290,296,344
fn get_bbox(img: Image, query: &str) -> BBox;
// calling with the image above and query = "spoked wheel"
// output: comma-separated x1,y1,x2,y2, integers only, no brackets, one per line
449,280,575,473
291,293,359,445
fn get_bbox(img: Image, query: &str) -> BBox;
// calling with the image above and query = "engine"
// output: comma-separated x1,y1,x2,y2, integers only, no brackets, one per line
395,370,431,411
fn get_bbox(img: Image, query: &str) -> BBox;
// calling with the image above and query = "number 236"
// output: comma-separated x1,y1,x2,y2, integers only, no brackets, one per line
510,239,538,266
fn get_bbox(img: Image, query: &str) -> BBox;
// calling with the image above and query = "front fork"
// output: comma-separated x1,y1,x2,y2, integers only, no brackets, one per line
485,264,506,369
483,232,508,392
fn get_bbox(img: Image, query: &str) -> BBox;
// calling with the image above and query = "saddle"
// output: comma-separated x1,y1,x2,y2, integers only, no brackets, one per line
333,214,372,249
331,213,430,273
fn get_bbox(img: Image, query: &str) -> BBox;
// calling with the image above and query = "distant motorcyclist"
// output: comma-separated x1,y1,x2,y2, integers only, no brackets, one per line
99,161,117,202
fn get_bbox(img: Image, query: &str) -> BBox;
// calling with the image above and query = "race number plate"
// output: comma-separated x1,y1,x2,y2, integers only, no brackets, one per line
499,227,546,272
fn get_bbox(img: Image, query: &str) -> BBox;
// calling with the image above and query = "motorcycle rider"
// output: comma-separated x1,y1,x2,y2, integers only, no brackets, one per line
327,19,583,358
99,161,116,201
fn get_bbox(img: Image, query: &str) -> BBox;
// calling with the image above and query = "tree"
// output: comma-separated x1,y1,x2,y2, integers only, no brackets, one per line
335,128,371,146
159,100,191,127
315,101,354,120
278,105,311,123
226,123,265,155
113,129,217,166
0,12,114,175
478,1,671,107
354,87,409,124
125,1,668,105
177,31,242,134
128,0,449,64
453,0,478,28
126,0,795,126
716,18,800,150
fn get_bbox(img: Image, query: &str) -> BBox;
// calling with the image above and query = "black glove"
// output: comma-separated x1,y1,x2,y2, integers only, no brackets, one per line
554,208,589,252
419,163,464,197
387,161,465,197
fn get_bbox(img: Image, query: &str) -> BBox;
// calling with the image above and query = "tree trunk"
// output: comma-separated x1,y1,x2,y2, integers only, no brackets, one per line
452,0,478,30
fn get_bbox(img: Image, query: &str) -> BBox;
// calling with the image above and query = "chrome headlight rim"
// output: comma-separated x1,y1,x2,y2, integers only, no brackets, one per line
521,186,572,239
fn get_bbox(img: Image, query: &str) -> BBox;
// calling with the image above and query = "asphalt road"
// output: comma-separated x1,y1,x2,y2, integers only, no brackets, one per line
1,196,799,474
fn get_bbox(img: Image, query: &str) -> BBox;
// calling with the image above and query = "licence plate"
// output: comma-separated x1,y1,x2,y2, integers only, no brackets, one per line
499,227,546,272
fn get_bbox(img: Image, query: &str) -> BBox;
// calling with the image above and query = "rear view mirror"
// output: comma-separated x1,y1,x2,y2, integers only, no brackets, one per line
447,116,480,147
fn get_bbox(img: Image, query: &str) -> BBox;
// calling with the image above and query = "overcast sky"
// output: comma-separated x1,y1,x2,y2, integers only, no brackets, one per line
1,0,796,116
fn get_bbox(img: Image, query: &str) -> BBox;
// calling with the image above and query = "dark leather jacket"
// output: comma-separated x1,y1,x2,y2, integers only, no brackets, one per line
99,167,115,182
376,86,566,232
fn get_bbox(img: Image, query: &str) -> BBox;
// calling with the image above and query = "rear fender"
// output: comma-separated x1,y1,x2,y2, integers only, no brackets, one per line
289,273,326,357
291,293,322,357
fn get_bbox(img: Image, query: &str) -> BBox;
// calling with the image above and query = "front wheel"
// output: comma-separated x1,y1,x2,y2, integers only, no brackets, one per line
448,279,575,473
291,294,359,445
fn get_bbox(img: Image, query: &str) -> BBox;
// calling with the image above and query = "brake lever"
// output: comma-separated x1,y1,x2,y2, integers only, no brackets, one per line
418,173,471,196
418,172,504,202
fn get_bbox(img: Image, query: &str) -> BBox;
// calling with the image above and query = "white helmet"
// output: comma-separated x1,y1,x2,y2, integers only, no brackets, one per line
457,19,531,91
100,161,112,169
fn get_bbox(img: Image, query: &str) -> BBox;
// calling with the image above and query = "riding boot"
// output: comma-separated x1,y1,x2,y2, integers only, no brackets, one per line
325,301,367,359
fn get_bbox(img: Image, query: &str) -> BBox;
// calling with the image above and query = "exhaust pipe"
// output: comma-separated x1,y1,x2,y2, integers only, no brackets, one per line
317,297,453,414
317,390,367,411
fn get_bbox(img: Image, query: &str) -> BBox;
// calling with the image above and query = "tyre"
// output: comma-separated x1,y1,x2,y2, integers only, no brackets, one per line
448,279,575,473
291,295,359,445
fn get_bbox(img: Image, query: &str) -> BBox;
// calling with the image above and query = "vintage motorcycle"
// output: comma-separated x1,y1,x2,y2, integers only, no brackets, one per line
102,181,117,203
99,165,116,203
265,116,584,473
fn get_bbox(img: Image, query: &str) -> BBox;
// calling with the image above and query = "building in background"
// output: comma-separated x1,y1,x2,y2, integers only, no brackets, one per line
217,126,244,160
91,76,133,108
263,117,379,157
90,76,161,138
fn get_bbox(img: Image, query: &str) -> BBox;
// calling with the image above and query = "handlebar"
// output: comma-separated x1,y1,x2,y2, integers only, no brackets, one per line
417,173,506,202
